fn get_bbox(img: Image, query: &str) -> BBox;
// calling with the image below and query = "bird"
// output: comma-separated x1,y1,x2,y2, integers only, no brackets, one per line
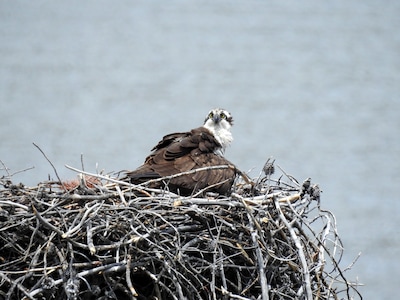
124,108,238,196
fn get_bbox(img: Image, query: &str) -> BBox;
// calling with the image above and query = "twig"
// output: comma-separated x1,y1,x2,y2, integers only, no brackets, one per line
32,143,63,186
62,201,104,238
65,165,155,196
274,197,313,300
0,200,29,211
135,164,236,187
27,262,127,298
125,255,138,298
235,192,269,300
86,221,96,255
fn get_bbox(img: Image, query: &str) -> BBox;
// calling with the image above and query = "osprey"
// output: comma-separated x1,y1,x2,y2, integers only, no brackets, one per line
125,108,237,196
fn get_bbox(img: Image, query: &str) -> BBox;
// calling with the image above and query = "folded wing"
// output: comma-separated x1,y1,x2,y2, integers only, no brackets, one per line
125,127,236,195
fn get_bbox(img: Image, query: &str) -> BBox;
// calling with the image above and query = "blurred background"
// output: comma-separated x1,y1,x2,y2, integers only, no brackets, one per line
1,1,399,298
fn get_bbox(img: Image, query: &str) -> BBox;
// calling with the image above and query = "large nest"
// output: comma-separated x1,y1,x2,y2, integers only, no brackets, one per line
0,160,361,300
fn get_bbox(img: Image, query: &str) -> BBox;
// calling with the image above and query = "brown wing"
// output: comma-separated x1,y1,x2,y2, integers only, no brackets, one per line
126,127,236,195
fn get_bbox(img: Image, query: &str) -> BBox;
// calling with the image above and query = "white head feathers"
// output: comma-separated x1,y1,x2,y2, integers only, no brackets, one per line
203,108,233,152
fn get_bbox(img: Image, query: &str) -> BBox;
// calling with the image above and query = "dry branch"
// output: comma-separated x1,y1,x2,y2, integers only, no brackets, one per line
0,161,362,300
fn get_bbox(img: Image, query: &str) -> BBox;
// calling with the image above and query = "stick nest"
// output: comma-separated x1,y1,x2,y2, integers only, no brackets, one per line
0,161,361,300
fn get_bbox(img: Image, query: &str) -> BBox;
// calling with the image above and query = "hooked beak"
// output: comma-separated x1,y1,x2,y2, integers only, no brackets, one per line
212,114,221,123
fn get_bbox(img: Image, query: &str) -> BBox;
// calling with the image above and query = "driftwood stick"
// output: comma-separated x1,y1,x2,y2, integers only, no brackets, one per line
86,220,96,255
274,197,313,300
0,200,29,211
125,255,139,298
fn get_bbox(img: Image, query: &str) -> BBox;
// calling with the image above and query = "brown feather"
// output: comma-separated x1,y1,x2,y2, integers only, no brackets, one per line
125,126,236,195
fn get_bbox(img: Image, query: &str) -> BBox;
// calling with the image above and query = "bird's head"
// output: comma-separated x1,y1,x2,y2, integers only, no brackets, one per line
204,108,233,130
203,108,233,150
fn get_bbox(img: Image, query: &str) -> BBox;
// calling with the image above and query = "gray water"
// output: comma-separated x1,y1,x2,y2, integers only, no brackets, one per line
1,1,399,299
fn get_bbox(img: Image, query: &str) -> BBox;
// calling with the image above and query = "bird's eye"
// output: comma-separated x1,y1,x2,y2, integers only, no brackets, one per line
208,112,214,119
220,113,226,119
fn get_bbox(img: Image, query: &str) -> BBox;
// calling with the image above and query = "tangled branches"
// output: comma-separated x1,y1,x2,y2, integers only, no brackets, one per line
0,161,362,299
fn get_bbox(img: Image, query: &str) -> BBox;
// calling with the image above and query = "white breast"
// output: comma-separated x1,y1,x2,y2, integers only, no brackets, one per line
203,121,233,153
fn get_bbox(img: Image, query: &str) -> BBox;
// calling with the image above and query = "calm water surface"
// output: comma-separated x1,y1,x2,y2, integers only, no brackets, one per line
1,1,399,299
